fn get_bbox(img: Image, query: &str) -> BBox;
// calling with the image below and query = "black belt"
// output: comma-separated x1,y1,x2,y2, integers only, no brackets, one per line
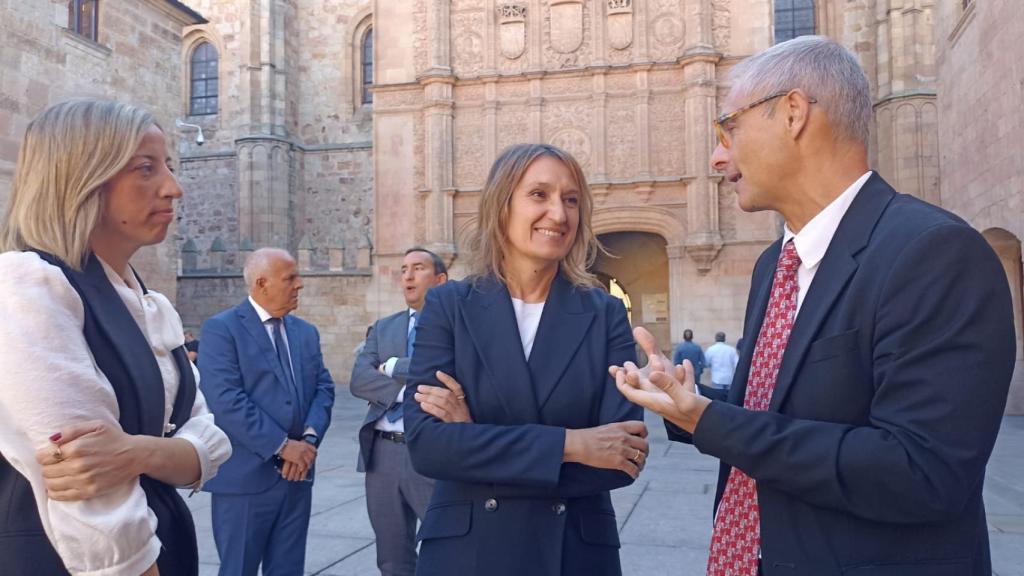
375,430,406,443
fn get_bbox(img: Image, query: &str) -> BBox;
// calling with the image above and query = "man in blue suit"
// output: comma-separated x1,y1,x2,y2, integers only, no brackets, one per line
200,248,335,576
616,37,1015,576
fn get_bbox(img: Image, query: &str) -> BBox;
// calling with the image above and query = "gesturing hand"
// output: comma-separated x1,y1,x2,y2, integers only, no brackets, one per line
35,420,140,502
415,370,473,423
564,420,650,479
613,326,710,433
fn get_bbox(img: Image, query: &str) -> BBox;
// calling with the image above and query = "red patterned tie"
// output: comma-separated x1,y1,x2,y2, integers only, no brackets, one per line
707,240,801,576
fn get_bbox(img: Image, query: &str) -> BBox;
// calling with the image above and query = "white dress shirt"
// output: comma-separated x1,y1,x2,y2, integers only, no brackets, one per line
247,297,317,445
0,252,231,576
783,171,871,313
374,308,417,433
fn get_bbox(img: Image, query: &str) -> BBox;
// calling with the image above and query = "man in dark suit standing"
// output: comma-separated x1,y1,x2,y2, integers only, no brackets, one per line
350,247,448,576
615,36,1015,576
200,248,336,576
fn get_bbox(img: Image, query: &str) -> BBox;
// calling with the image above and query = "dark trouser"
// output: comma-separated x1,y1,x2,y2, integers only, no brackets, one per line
366,432,435,576
211,479,313,576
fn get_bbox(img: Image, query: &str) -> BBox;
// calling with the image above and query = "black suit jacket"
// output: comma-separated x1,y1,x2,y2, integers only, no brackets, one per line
670,173,1015,575
404,274,641,576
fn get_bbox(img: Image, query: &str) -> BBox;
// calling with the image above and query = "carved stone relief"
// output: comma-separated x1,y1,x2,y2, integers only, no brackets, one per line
607,0,633,50
649,0,685,62
453,11,485,76
650,94,686,176
545,101,593,170
606,97,638,180
549,127,592,168
497,105,530,153
413,0,429,75
454,108,486,188
712,0,731,50
549,0,585,54
497,2,527,60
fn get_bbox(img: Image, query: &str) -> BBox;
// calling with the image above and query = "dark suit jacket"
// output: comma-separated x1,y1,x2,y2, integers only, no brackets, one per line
404,274,641,576
199,300,335,494
668,173,1016,575
350,309,412,472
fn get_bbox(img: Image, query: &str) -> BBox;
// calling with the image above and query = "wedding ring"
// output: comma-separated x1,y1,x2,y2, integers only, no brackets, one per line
53,446,64,462
456,394,466,400
632,448,641,463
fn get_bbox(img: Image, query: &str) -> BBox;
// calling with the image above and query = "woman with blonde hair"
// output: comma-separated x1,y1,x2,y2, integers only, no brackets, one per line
0,99,231,576
404,143,648,576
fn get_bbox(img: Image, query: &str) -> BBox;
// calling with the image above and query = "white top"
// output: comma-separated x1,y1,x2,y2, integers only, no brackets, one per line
783,171,871,312
511,297,545,360
0,252,231,576
374,308,417,433
704,342,740,388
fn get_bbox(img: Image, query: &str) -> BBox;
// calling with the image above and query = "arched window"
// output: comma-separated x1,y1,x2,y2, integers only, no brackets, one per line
774,0,815,44
189,42,219,116
361,28,374,104
67,0,99,42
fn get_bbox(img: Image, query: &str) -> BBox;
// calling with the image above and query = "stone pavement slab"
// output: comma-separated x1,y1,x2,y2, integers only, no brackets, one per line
186,393,1024,575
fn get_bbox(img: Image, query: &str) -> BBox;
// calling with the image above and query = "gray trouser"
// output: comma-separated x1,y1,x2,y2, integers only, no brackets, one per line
365,434,435,576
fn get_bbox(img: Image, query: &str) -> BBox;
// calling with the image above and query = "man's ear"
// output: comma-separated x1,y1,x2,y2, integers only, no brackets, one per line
437,273,449,284
255,277,266,289
784,89,813,138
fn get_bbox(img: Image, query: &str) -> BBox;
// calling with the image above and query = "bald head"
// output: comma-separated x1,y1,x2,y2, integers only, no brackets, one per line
245,248,303,317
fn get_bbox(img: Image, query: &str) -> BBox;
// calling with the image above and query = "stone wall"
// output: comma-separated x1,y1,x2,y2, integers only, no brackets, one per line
0,0,204,300
936,0,1024,413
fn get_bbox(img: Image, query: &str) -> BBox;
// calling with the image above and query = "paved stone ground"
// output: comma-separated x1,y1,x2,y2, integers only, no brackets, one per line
186,392,1024,576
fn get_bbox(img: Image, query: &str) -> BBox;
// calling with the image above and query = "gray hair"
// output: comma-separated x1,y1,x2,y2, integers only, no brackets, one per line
729,36,873,146
243,247,293,290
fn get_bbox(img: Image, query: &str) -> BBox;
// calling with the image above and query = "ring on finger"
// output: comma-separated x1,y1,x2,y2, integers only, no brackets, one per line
53,445,64,462
633,448,641,462
456,394,465,400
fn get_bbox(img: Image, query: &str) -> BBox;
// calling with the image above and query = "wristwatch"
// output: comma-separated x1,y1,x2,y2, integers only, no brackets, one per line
302,433,318,446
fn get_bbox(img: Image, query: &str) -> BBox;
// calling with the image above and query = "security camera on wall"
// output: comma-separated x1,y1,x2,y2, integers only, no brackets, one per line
175,118,205,146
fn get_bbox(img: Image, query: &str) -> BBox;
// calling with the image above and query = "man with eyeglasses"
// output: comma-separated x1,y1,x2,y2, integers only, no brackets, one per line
614,36,1014,576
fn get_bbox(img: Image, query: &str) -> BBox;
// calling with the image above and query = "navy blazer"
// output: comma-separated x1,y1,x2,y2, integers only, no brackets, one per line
199,300,335,494
670,173,1016,575
404,273,641,576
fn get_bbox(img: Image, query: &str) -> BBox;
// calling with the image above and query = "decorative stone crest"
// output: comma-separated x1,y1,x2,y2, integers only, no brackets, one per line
549,128,591,167
606,0,633,50
549,0,584,54
497,2,527,60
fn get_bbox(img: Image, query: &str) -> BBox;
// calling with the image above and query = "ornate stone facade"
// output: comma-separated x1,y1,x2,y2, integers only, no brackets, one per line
4,1,1019,408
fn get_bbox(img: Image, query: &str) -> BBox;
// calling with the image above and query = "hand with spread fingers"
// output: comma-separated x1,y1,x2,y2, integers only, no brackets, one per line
611,326,711,434
415,370,473,423
35,420,141,502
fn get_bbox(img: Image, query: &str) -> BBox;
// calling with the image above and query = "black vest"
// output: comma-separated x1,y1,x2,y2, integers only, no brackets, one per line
0,253,198,576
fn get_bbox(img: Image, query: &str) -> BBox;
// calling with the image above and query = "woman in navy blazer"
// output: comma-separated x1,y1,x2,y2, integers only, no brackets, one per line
404,144,648,576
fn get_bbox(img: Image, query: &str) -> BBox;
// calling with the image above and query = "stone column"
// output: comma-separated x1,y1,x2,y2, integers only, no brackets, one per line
635,67,651,180
591,72,608,182
680,0,722,272
484,81,499,168
420,0,456,258
666,243,688,344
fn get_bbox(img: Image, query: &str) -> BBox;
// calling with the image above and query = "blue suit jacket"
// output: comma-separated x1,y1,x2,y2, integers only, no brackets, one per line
199,300,335,494
405,274,641,576
669,173,1016,575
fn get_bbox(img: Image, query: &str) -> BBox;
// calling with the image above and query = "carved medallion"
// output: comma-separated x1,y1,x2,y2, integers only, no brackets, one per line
549,0,584,54
606,0,633,50
549,128,591,167
497,2,527,60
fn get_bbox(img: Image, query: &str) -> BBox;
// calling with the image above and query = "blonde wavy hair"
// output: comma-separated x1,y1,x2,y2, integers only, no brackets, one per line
0,99,157,270
467,143,602,288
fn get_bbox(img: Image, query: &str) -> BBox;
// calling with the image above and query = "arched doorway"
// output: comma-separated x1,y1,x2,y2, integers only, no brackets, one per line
591,232,670,356
983,228,1024,415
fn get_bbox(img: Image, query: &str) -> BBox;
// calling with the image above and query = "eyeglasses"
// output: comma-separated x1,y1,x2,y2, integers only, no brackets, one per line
713,91,817,149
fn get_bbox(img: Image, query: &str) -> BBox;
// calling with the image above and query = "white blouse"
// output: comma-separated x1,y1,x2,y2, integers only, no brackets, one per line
0,251,231,576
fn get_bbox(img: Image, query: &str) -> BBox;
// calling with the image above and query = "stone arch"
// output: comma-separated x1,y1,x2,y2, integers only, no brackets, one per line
349,9,374,114
181,26,225,118
592,206,684,246
983,228,1024,414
